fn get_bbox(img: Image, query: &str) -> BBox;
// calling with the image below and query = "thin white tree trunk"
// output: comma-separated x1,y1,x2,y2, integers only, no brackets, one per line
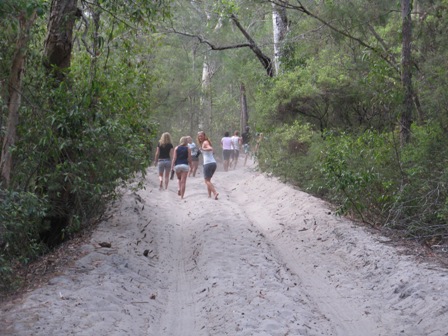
272,3,288,76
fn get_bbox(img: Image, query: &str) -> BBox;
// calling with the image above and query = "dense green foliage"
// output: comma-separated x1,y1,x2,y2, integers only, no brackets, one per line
251,0,448,244
0,0,164,291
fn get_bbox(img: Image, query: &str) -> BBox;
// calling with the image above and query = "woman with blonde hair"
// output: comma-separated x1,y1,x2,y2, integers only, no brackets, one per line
197,131,219,200
154,132,174,190
171,136,192,199
187,136,200,177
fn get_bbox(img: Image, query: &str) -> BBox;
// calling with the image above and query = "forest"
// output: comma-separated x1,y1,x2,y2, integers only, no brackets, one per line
1,0,448,291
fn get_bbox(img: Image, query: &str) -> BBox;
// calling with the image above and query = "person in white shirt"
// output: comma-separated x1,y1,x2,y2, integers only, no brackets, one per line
187,136,200,177
230,130,242,169
221,131,233,172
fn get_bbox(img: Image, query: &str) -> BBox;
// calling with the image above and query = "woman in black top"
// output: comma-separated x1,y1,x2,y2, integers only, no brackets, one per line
171,136,192,199
154,132,174,190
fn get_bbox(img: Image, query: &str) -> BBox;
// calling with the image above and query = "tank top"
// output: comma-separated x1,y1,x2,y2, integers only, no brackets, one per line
231,136,240,151
202,150,216,165
175,146,189,165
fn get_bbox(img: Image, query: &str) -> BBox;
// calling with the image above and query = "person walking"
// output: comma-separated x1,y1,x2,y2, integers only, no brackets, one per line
230,130,242,169
187,136,200,177
154,132,174,190
197,131,219,200
221,131,233,172
254,132,264,156
241,126,251,166
171,136,192,199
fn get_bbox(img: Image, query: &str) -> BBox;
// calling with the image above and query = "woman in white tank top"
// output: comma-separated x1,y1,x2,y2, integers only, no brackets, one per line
197,131,219,200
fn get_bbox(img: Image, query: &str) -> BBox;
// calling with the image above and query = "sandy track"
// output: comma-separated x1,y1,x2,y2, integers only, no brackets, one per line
1,162,447,336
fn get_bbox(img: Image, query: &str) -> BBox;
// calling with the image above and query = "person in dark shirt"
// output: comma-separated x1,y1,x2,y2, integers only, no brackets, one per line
171,136,192,199
154,132,174,190
241,126,251,166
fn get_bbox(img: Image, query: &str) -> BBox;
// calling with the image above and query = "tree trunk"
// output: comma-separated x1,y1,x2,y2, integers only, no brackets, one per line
43,0,79,81
272,3,288,76
240,82,249,133
200,55,214,131
1,11,37,187
400,0,413,145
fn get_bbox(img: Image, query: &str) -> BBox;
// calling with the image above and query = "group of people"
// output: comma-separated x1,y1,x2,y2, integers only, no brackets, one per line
153,131,219,200
221,130,242,171
220,126,255,171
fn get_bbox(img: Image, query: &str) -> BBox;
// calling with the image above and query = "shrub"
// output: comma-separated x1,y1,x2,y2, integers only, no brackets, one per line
0,190,47,291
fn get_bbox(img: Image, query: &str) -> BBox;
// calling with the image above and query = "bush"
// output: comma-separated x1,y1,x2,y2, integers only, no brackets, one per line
318,130,400,224
0,189,47,291
390,123,448,238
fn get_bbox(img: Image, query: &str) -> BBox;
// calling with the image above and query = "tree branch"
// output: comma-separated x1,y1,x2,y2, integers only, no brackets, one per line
266,0,400,73
169,29,252,50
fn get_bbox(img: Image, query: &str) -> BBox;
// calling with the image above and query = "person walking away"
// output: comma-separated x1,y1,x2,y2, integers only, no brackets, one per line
230,130,242,169
221,131,233,172
187,136,200,177
171,136,192,199
154,132,174,190
197,131,219,200
241,126,251,166
254,132,264,156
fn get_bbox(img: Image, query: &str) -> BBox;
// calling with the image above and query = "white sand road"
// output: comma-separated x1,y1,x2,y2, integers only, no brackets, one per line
1,161,448,336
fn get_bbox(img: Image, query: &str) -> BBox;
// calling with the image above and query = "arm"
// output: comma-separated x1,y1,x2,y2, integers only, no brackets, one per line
202,140,213,151
171,146,178,171
154,146,160,166
187,147,192,166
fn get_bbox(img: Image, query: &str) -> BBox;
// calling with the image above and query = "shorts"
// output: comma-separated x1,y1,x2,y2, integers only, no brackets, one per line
203,162,217,179
158,159,171,174
175,164,189,173
223,149,233,161
243,144,250,154
191,156,199,162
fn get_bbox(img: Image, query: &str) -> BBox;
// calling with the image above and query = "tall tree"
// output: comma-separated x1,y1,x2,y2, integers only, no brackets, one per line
400,0,413,144
1,7,37,187
240,82,249,132
272,3,288,75
43,0,79,81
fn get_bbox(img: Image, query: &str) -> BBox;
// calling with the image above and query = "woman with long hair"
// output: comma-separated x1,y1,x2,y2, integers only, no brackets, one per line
154,132,174,190
187,136,200,177
197,131,219,200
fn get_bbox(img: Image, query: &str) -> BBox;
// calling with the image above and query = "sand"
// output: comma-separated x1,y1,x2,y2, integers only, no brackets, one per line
1,159,448,336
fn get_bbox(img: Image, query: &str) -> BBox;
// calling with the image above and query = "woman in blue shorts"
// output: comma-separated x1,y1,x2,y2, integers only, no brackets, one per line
197,131,219,200
171,136,192,199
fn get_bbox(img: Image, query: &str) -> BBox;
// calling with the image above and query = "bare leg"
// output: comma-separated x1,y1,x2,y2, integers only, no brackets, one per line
192,161,198,177
179,171,188,199
177,172,182,195
204,178,218,199
244,153,249,166
164,169,170,189
158,172,163,189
